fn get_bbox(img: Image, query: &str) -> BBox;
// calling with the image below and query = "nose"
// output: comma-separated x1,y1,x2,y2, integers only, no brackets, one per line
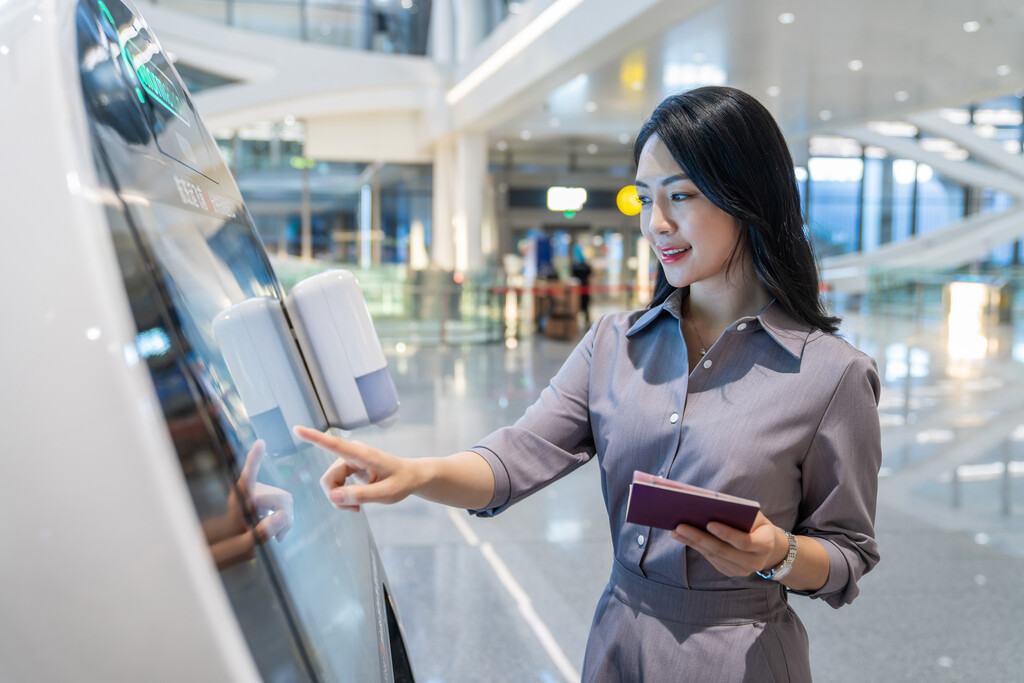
648,198,675,235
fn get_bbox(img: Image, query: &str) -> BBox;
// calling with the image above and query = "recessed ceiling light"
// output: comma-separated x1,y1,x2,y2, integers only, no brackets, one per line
894,90,910,102
766,86,781,97
496,140,508,151
963,21,980,32
868,121,919,137
618,133,631,144
997,64,1012,76
584,101,598,112
778,12,795,24
847,59,864,72
819,110,833,121
586,144,599,154
520,130,532,140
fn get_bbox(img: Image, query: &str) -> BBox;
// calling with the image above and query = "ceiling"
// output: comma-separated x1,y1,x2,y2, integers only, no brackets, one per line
484,0,1024,164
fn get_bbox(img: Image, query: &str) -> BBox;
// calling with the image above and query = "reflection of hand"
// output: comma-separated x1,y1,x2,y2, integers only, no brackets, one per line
203,440,294,570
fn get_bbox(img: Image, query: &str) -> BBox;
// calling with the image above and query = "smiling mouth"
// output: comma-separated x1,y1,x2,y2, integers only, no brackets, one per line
659,246,691,262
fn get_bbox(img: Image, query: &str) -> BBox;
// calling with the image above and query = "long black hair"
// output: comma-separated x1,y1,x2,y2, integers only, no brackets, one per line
635,86,839,333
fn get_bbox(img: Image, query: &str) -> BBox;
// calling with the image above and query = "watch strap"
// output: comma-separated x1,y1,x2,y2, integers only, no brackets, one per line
756,530,797,581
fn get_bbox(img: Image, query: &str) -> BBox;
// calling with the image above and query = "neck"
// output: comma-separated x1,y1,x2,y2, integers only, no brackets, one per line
687,263,772,330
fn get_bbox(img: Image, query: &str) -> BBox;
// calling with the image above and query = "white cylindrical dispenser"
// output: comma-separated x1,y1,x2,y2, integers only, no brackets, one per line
285,269,399,429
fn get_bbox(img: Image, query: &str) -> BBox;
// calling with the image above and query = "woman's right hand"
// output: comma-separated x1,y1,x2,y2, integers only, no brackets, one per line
293,426,421,512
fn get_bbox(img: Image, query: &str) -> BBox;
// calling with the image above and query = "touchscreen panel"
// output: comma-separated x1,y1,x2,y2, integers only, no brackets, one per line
75,1,398,680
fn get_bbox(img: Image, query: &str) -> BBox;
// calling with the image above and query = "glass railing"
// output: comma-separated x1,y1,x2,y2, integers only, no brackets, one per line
147,0,431,54
833,266,1024,323
270,259,504,345
268,257,649,347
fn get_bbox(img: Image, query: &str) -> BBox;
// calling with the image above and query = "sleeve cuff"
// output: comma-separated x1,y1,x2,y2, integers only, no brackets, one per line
792,536,855,607
466,446,511,516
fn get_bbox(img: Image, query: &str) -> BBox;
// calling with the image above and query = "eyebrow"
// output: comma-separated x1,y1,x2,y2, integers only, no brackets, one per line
634,173,689,187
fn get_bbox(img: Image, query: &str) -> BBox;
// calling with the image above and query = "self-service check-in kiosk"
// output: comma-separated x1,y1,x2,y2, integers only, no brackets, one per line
1,0,413,680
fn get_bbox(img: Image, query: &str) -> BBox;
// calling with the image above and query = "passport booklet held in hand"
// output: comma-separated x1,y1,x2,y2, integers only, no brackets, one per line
625,471,760,532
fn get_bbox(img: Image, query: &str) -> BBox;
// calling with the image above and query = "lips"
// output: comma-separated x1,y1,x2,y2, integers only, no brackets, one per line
658,245,691,264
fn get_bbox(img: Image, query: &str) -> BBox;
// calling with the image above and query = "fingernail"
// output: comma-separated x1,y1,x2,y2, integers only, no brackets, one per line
329,489,351,506
267,512,287,535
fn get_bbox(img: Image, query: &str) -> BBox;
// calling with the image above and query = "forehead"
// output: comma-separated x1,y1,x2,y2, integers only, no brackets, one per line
635,134,687,180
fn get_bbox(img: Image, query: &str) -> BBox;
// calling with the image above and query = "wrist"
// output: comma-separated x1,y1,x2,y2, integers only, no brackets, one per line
765,526,789,571
757,529,797,581
410,457,436,496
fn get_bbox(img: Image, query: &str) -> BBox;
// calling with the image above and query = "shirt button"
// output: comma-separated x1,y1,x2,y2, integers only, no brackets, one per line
737,322,747,331
670,412,679,424
703,359,713,369
637,534,645,546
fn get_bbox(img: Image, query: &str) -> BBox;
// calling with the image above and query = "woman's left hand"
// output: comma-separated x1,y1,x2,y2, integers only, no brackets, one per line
670,511,786,578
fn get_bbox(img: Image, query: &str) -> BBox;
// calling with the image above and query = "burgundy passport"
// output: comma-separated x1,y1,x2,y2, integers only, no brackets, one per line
625,471,760,532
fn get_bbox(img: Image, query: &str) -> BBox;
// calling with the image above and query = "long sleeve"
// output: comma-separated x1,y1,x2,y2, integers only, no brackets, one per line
793,353,882,607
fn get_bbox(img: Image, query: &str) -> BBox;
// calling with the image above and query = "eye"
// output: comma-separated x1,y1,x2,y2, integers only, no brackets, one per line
636,193,652,205
670,193,692,202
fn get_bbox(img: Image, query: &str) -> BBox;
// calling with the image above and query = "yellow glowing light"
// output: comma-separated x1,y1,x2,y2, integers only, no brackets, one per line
619,51,646,92
616,185,642,216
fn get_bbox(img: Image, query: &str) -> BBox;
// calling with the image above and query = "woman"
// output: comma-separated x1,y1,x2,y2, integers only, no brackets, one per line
296,86,882,682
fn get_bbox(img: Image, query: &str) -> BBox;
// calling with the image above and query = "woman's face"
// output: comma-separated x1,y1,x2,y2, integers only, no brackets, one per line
635,134,743,290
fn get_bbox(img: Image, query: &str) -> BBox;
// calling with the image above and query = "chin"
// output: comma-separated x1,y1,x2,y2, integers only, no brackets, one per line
662,269,694,289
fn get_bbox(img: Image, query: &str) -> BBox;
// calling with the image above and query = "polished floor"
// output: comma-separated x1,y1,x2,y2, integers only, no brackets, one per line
356,307,1024,683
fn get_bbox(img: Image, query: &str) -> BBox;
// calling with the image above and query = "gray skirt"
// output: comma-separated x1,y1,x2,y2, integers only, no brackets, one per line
581,561,811,682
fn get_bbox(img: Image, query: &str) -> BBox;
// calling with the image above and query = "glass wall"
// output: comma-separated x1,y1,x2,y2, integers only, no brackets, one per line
213,124,507,344
805,136,972,259
150,0,433,54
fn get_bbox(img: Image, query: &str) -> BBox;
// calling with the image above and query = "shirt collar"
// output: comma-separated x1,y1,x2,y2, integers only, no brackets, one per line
625,288,685,337
626,288,812,360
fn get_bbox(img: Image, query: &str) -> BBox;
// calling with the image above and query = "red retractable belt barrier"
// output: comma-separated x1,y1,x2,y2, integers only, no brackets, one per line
489,283,652,296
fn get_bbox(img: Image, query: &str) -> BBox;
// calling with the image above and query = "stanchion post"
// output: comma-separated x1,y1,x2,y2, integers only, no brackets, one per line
1002,438,1012,517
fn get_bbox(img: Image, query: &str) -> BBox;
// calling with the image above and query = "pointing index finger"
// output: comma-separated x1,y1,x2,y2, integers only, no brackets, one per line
293,425,368,466
237,439,266,493
293,425,333,447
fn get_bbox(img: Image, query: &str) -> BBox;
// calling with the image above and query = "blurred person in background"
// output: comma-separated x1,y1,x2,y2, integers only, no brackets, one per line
571,244,594,325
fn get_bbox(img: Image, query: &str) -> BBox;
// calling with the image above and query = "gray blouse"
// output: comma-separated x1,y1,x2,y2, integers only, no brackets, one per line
470,289,881,608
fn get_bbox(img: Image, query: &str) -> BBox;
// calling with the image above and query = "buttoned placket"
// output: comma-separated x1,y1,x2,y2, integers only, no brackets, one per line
643,317,755,583
636,332,692,573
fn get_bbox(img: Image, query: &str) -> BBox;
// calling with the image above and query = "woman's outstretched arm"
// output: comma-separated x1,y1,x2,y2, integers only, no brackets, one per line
294,426,496,511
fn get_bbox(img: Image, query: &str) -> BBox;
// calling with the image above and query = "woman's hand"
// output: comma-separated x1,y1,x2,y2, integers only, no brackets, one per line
670,511,787,578
294,425,422,512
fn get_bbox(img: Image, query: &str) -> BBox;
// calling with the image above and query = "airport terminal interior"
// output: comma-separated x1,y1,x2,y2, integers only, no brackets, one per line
13,0,1024,680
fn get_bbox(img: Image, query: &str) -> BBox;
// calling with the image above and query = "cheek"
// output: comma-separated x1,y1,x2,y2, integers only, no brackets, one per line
639,222,654,245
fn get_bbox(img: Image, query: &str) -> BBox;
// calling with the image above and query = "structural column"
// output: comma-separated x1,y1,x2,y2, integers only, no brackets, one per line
428,0,454,65
452,0,488,64
432,136,456,271
454,132,487,272
433,132,488,273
